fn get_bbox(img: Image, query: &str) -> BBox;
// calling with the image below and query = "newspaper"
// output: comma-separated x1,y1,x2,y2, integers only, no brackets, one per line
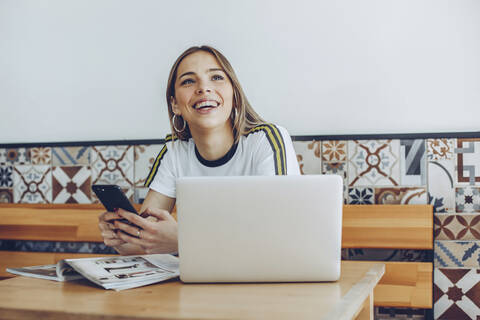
6,254,179,291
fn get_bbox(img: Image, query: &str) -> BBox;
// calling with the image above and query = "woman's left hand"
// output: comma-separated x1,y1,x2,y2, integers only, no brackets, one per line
113,207,178,254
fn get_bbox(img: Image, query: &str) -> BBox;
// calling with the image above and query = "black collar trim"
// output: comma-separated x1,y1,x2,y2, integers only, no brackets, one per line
195,142,238,167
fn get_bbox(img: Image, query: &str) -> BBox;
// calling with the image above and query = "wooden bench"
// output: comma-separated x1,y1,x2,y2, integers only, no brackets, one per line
343,204,433,309
0,203,432,310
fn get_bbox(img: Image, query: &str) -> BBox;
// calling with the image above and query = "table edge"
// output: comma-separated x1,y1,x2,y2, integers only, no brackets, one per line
322,263,385,320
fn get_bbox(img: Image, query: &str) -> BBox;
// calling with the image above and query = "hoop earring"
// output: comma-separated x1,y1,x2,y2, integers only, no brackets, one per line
172,114,186,133
231,107,238,122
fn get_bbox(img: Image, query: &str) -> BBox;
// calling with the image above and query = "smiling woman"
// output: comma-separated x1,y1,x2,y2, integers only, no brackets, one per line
170,50,236,150
166,46,266,145
98,45,300,256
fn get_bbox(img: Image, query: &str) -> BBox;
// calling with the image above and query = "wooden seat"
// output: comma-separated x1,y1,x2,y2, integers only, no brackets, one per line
342,204,433,309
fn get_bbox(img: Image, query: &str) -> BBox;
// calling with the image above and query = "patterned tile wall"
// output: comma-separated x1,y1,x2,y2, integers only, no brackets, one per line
2,136,479,319
0,145,160,204
294,137,480,319
429,138,480,320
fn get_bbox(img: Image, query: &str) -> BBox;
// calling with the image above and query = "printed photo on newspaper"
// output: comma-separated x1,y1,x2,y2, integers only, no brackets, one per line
6,254,179,291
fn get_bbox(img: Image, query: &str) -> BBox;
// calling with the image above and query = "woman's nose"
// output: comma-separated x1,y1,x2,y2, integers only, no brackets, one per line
195,81,212,94
195,87,212,94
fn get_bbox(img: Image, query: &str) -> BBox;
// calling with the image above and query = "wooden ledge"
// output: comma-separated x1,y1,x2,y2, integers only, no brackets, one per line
342,205,433,249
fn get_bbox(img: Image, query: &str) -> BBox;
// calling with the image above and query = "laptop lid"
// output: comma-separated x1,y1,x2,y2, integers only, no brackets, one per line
176,175,343,283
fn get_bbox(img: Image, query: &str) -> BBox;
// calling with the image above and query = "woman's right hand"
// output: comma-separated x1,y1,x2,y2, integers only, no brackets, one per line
98,210,126,248
97,189,176,255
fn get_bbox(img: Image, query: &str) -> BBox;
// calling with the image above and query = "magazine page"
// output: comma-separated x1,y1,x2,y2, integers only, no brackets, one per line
65,254,179,291
6,263,83,282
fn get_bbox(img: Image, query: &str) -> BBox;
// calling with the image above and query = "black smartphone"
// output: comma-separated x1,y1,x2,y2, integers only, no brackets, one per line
92,184,141,235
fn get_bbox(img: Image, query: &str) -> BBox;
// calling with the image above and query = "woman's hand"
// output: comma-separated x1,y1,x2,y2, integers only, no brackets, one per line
114,208,178,254
98,210,127,248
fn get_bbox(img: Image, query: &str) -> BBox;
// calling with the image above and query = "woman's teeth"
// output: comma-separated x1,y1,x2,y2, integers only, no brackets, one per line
194,101,219,109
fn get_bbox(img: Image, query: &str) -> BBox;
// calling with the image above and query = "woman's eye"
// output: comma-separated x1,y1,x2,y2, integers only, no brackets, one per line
180,79,194,86
212,74,224,81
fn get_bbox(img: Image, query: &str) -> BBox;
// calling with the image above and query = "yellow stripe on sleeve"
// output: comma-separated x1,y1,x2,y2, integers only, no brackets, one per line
269,125,287,174
144,134,176,187
246,124,286,175
144,145,168,187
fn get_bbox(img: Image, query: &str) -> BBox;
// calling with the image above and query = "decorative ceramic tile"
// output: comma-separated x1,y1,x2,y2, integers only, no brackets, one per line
375,187,427,204
456,187,480,213
134,187,149,204
427,138,455,161
134,144,165,187
321,140,347,162
0,148,30,165
399,139,426,185
347,140,400,187
455,138,480,186
346,249,429,262
322,161,346,176
0,166,13,187
12,165,52,203
292,140,321,175
347,187,374,204
435,214,480,241
90,145,134,189
0,188,13,203
435,241,480,268
322,162,347,201
434,267,480,319
428,160,456,213
52,146,90,166
52,166,92,204
30,147,52,165
375,307,426,319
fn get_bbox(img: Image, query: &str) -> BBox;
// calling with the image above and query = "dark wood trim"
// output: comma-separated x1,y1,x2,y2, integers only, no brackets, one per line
1,131,479,147
291,131,480,141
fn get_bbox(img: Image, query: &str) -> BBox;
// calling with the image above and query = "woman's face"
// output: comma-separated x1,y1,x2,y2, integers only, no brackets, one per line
172,51,234,134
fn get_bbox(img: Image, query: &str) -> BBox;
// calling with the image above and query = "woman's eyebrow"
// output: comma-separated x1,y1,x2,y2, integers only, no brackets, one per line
179,71,195,79
179,68,225,79
208,68,224,73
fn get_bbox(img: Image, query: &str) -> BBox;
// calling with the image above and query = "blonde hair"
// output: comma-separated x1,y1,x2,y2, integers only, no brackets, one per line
166,45,264,142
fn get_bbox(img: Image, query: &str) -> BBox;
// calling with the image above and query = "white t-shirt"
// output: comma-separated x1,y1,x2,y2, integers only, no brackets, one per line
145,124,300,198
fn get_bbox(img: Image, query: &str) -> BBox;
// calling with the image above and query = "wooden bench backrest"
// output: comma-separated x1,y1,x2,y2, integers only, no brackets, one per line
0,203,141,242
1,203,433,240
342,204,433,309
342,204,433,249
1,204,433,248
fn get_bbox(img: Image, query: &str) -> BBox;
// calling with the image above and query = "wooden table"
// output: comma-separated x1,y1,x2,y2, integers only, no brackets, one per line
0,261,384,320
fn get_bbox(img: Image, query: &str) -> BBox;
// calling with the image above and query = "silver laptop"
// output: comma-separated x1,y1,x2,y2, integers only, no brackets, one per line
176,175,343,283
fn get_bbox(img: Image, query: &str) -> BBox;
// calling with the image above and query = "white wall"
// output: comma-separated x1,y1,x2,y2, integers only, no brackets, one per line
1,0,479,143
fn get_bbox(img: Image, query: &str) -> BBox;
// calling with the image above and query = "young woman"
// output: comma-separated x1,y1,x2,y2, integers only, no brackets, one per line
98,46,300,255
